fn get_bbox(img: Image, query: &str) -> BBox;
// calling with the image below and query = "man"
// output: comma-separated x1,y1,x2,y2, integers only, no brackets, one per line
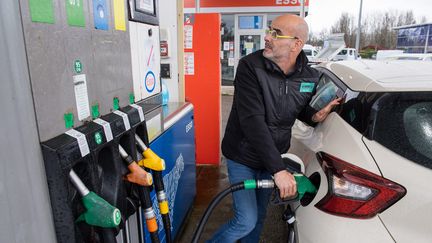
208,14,341,243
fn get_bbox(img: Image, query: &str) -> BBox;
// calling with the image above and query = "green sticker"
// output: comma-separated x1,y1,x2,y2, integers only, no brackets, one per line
66,0,85,27
129,93,135,104
74,60,83,73
113,97,119,110
300,82,315,93
64,113,74,128
91,103,100,119
94,132,103,145
29,0,55,23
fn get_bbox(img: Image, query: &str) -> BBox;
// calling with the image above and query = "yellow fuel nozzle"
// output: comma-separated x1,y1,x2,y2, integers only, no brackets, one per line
138,149,166,171
135,134,165,171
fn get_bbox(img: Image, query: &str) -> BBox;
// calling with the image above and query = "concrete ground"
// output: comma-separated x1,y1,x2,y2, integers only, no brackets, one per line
176,93,288,243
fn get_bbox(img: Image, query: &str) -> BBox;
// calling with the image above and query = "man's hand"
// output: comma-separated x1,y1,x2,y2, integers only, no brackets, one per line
274,170,297,199
312,97,343,123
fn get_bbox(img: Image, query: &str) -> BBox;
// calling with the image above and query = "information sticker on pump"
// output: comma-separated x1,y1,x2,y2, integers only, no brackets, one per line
65,129,90,157
130,104,145,122
113,110,131,131
93,118,114,142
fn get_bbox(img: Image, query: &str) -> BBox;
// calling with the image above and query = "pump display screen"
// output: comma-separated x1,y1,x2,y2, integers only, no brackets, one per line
129,0,158,25
136,0,155,15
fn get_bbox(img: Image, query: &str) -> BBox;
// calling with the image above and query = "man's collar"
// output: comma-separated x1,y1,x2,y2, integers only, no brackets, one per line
264,50,309,75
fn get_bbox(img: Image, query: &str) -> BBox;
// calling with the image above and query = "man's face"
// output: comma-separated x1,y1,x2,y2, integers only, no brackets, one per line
263,20,299,62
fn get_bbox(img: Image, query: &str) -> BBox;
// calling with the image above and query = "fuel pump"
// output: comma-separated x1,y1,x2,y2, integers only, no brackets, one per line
117,145,160,243
135,134,172,243
68,169,121,228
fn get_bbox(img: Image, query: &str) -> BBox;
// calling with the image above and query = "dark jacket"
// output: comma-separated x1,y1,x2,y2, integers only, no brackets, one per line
221,50,320,174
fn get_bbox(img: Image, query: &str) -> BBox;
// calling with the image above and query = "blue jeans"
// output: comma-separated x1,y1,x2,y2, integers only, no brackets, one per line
207,159,272,243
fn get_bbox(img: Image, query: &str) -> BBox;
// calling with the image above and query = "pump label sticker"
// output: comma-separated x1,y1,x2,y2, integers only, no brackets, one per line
113,110,131,131
73,74,90,121
93,0,109,30
144,71,156,92
130,104,145,122
93,118,113,142
65,129,90,157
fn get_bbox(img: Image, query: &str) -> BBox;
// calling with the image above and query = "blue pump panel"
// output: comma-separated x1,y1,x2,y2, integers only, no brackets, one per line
144,104,196,242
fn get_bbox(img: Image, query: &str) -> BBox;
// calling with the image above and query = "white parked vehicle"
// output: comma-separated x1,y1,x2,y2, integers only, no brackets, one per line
384,53,432,61
303,44,318,60
289,60,432,243
332,48,360,61
375,50,404,60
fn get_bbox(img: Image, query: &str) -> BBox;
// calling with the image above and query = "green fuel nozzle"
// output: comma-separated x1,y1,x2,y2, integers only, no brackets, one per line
243,175,316,202
69,169,121,228
293,174,317,200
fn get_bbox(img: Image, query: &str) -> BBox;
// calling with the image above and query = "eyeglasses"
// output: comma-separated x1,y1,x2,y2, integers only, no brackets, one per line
265,29,299,41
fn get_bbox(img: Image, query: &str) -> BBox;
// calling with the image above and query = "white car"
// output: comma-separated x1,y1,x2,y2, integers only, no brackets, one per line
332,48,360,61
303,44,319,60
288,60,432,243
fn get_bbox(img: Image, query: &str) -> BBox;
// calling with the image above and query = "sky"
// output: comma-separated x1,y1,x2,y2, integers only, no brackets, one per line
305,0,432,34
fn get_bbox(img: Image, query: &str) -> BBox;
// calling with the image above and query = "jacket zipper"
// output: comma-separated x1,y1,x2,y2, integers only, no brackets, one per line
278,81,283,115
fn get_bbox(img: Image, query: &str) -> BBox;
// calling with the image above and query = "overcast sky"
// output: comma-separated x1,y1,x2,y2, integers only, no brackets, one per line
305,0,432,34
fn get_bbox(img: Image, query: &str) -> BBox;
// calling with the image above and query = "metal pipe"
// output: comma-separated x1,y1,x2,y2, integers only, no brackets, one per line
300,0,305,18
355,0,363,54
69,169,90,197
135,134,148,151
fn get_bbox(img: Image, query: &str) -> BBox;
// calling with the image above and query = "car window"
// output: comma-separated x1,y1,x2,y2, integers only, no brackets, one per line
338,50,347,55
372,92,432,169
338,91,380,135
303,49,312,56
310,75,339,110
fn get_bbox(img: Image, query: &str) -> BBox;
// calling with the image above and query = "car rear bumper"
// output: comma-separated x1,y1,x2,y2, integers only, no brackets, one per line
295,206,395,243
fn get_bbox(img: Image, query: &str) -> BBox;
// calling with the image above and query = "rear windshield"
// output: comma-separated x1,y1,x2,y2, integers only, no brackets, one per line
371,92,432,169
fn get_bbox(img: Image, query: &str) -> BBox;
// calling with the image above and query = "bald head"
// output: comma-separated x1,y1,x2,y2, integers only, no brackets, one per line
273,14,309,43
263,14,309,73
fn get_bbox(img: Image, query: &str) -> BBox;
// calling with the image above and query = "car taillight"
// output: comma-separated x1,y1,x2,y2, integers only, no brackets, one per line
315,152,406,219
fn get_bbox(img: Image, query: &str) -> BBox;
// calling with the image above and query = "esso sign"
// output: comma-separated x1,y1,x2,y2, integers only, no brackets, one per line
275,0,300,5
144,71,156,92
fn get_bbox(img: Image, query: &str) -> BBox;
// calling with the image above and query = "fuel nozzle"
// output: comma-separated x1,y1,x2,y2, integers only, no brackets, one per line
135,134,165,171
270,173,317,205
69,169,121,228
118,145,153,186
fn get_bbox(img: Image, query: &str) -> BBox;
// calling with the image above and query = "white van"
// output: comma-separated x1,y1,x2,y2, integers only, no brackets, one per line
375,50,404,60
333,48,360,61
303,44,318,60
